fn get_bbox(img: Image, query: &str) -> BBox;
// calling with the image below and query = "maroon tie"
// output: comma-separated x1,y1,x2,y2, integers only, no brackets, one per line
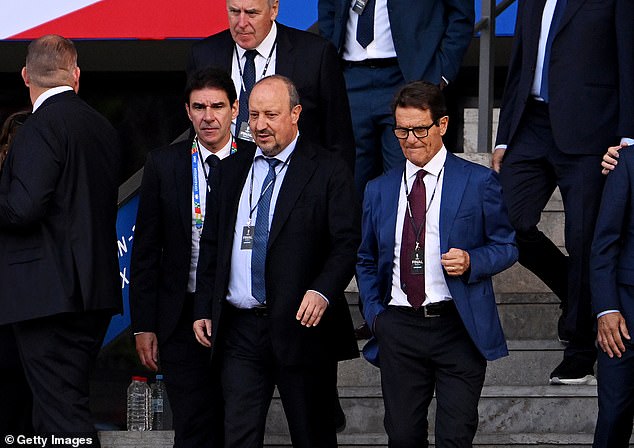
400,170,426,308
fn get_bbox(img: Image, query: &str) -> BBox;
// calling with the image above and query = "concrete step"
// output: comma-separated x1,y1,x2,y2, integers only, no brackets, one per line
98,430,619,447
265,385,599,438
339,340,566,388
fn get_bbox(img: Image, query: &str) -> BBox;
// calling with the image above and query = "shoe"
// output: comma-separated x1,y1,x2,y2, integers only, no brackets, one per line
354,321,372,340
549,358,597,385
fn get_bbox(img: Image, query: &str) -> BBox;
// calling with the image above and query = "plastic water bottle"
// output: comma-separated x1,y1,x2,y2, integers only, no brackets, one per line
151,374,166,430
127,376,150,431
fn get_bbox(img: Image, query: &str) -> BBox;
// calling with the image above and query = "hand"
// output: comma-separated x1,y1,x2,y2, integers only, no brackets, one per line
491,147,506,173
597,312,631,358
296,291,328,327
441,248,470,277
135,332,159,371
193,319,212,347
601,144,627,175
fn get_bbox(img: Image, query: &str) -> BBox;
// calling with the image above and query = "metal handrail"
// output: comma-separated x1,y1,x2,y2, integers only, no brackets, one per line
476,0,517,153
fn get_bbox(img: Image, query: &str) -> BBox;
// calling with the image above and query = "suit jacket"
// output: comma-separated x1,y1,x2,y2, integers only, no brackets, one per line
318,0,475,83
187,23,356,172
194,138,359,365
130,138,204,341
357,152,518,364
590,146,634,328
0,91,121,325
496,0,634,153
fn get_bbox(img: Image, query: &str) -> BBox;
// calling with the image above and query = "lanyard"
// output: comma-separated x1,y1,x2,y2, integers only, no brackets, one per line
191,136,237,230
234,41,277,93
402,167,443,247
247,154,292,225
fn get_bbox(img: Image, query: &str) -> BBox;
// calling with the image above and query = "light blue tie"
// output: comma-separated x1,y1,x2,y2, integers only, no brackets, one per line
251,158,280,304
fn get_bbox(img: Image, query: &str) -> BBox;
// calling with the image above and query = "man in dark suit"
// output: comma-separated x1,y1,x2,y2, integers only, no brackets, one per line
357,81,517,447
590,144,634,448
187,0,355,172
193,75,359,448
130,68,239,447
0,35,121,440
318,0,474,198
493,0,634,384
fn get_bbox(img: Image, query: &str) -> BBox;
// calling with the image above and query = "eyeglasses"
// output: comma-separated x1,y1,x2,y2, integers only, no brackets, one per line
393,121,438,140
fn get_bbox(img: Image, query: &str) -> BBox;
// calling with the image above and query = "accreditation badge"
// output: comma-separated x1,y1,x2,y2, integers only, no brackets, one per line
241,225,254,250
238,122,255,143
410,247,425,275
352,0,368,14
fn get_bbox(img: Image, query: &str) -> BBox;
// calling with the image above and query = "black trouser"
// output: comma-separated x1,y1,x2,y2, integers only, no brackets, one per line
499,100,604,367
375,305,486,448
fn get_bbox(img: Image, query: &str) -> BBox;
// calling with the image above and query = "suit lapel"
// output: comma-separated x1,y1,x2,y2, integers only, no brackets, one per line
526,0,548,60
220,31,235,72
439,153,469,253
274,23,294,79
380,168,402,261
175,140,194,239
556,0,586,35
268,139,316,248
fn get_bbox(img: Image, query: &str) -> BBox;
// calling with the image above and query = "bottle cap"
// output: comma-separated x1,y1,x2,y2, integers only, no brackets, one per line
156,374,164,380
131,376,147,382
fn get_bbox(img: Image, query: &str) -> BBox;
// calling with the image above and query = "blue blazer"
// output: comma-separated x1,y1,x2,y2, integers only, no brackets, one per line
318,0,474,83
591,146,634,328
357,152,518,364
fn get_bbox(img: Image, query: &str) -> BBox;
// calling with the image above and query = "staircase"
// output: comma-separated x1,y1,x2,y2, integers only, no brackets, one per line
98,156,617,447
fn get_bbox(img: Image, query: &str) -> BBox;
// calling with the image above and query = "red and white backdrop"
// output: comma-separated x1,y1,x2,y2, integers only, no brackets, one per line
1,0,320,40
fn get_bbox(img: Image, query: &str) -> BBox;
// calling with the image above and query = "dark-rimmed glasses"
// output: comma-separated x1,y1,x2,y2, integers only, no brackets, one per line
393,121,438,140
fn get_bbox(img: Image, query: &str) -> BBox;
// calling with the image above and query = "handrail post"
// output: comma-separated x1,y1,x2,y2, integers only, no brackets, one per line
477,0,496,153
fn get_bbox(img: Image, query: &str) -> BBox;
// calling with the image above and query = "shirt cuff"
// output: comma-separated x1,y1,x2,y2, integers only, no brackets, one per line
308,289,329,305
495,144,508,151
621,138,634,146
597,310,620,319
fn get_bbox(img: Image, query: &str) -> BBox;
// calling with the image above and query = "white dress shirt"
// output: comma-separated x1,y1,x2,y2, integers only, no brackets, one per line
390,146,453,307
32,86,73,112
531,0,558,100
342,0,397,61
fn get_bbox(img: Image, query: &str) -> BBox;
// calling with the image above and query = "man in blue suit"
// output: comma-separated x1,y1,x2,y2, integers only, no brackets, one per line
318,0,474,199
357,81,517,448
590,144,634,448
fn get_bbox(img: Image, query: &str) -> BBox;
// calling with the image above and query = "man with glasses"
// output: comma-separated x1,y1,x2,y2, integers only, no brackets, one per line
357,81,517,447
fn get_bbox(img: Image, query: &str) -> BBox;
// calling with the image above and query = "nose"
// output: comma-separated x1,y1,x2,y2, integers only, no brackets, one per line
237,12,249,28
405,131,420,144
203,107,215,122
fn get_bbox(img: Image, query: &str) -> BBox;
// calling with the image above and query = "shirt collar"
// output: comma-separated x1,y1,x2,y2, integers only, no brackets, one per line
197,135,233,162
405,146,447,180
254,131,299,165
32,86,74,112
236,21,277,60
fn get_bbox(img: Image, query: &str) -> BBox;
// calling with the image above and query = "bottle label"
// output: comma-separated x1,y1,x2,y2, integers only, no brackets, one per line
152,398,164,412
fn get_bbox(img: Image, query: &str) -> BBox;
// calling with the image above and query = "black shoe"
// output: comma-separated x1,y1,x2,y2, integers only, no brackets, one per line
549,358,596,385
354,321,372,340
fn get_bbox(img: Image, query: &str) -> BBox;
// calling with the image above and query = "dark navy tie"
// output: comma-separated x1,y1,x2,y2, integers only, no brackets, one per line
237,50,257,137
540,0,567,102
205,154,220,204
356,0,376,48
251,158,280,304
400,170,426,309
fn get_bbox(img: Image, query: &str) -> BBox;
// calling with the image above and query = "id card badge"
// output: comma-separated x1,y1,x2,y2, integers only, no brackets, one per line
410,247,425,275
238,122,255,143
241,225,254,250
352,0,367,14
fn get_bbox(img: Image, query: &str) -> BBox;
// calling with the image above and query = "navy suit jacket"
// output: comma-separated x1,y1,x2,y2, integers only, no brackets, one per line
591,146,634,328
318,0,474,83
194,138,359,365
357,152,517,364
187,23,356,172
0,91,121,325
496,0,634,153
